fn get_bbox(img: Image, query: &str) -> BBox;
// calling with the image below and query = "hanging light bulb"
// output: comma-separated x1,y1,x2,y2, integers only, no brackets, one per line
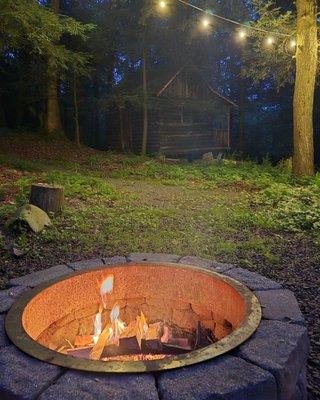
290,38,296,49
202,18,210,28
238,29,247,40
266,36,275,46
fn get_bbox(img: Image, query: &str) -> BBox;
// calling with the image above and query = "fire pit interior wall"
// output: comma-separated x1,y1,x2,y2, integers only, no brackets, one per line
22,264,246,355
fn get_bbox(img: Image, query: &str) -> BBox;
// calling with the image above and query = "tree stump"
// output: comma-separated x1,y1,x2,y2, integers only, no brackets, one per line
29,184,64,215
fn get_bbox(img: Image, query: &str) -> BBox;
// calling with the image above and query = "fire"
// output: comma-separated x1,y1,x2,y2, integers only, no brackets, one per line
100,275,114,308
61,274,203,362
90,279,129,359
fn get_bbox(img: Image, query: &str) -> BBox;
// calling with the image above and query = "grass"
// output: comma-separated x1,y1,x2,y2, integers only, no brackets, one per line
0,134,319,288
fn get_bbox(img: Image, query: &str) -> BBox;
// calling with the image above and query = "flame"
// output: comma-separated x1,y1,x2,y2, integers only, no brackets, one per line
110,303,120,322
100,275,114,308
93,312,102,344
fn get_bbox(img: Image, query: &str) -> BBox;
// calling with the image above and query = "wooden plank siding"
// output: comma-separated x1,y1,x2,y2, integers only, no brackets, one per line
106,66,236,156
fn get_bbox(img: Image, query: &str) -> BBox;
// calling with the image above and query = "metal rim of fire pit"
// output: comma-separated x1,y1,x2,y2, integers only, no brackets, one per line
5,262,262,373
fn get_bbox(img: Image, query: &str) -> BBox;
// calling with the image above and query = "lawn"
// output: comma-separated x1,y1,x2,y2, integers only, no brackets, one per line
0,133,319,395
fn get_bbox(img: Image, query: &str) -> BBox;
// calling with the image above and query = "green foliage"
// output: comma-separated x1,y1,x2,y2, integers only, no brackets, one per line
44,171,118,200
0,0,95,74
253,182,320,233
241,0,297,87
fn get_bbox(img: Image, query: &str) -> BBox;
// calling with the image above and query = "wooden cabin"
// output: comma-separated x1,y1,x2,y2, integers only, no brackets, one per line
107,66,237,158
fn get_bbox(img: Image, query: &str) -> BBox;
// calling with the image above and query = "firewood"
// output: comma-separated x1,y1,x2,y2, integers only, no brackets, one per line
90,323,112,360
67,346,93,359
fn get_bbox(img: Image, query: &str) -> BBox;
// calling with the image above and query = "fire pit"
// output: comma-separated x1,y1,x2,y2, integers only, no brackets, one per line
5,262,261,373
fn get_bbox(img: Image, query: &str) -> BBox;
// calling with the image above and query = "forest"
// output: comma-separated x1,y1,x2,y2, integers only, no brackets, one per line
0,1,319,399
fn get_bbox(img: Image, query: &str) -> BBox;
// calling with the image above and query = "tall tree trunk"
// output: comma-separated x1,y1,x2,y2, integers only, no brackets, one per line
45,0,62,135
293,0,317,176
238,74,246,153
73,71,80,147
141,30,148,155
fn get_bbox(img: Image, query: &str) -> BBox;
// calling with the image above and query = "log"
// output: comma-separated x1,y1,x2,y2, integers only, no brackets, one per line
30,183,64,215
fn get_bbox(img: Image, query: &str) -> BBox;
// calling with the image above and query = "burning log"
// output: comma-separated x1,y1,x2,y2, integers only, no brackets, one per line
90,323,112,360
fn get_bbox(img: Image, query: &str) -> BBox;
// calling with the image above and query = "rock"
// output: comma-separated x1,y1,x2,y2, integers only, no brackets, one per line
9,264,72,287
236,320,309,400
202,152,215,164
157,354,277,400
67,258,104,270
127,253,180,263
224,267,282,291
9,204,51,233
0,286,30,313
255,289,305,325
39,370,159,400
0,315,10,348
0,346,62,400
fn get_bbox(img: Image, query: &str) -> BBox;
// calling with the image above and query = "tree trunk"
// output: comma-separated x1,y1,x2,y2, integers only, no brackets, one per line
238,75,246,153
30,184,64,215
73,71,80,147
141,31,148,155
293,0,317,176
44,0,62,135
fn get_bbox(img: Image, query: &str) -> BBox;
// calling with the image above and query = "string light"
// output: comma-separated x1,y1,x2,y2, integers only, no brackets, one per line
202,18,210,28
238,30,247,40
158,0,293,47
266,36,275,46
290,38,296,48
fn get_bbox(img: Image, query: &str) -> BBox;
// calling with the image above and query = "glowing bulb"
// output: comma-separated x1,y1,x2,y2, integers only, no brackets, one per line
159,1,166,8
290,39,296,48
238,30,246,40
266,36,275,46
202,18,210,28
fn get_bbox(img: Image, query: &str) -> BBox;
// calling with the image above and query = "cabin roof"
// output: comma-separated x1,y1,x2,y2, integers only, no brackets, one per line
157,65,238,108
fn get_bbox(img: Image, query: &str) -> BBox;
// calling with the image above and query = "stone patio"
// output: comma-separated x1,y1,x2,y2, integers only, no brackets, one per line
0,253,309,400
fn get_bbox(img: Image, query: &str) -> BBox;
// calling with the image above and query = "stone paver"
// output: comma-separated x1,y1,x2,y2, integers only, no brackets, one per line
67,258,105,271
9,265,72,287
102,255,127,266
157,355,277,400
179,256,214,269
127,253,181,263
236,320,309,400
224,267,282,291
0,285,30,313
255,289,305,325
179,257,234,273
0,315,9,348
0,346,62,400
39,370,159,400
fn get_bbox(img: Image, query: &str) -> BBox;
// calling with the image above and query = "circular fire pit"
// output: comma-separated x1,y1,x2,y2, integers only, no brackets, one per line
5,262,261,373
0,254,309,400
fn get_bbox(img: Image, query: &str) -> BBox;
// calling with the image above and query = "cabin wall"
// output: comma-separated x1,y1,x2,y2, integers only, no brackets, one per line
157,104,230,157
131,111,160,154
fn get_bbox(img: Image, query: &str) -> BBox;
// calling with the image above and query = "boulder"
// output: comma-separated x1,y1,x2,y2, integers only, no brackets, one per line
10,204,51,233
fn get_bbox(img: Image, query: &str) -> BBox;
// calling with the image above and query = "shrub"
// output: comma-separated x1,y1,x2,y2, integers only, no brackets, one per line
253,183,320,233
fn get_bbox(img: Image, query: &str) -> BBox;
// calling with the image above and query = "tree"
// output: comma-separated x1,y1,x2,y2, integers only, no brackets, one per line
45,0,63,135
293,0,318,176
0,0,94,133
242,0,318,176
